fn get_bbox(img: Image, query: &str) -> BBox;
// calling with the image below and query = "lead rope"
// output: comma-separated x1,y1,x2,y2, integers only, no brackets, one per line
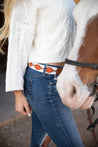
87,76,98,145
87,109,98,145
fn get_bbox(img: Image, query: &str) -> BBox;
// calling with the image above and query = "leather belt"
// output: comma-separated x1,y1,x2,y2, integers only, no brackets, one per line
28,62,63,75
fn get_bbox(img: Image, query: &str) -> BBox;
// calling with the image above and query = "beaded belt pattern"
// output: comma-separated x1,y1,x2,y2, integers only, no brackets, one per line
28,62,62,75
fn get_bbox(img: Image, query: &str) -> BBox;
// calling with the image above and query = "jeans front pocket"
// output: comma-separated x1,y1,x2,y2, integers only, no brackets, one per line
23,76,33,103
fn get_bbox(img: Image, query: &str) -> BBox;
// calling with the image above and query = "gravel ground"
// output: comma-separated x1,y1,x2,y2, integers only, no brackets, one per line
0,109,98,147
0,115,56,147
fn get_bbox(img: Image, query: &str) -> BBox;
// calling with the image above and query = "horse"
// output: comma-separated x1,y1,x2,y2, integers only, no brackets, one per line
57,0,98,110
42,0,98,146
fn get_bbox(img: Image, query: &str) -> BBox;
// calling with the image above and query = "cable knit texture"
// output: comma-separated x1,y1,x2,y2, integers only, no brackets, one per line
5,0,76,92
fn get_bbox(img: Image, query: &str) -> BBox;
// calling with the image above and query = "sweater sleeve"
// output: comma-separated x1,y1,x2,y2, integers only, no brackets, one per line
5,0,37,92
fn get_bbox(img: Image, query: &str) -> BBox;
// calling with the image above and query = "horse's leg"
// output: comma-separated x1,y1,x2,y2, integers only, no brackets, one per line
87,109,98,144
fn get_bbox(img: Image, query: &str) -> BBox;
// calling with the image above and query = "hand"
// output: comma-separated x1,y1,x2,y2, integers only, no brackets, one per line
14,90,32,116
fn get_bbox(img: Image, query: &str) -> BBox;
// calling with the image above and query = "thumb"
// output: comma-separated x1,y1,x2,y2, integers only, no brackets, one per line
24,103,31,116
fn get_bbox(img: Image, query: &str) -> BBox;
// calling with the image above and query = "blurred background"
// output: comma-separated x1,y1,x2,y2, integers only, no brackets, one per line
0,0,98,147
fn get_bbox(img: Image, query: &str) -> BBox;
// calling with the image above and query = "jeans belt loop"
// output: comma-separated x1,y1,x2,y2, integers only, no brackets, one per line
43,64,47,77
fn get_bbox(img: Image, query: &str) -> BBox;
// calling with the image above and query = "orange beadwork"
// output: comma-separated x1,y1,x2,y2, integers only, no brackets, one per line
29,62,57,73
34,64,43,70
29,62,33,66
46,67,54,73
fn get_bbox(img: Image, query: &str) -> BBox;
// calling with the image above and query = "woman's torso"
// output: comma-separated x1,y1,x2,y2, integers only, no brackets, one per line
5,0,76,92
28,0,76,65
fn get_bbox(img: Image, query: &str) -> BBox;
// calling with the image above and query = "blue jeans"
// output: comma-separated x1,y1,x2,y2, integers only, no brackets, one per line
23,64,84,147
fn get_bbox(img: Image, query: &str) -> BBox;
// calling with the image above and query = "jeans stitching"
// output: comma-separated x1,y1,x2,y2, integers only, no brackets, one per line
30,128,45,147
24,78,33,102
51,100,73,147
48,79,59,98
36,127,46,146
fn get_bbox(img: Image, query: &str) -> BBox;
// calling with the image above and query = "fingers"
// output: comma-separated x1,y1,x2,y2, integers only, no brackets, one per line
24,103,32,116
16,106,27,116
15,94,32,117
16,105,32,116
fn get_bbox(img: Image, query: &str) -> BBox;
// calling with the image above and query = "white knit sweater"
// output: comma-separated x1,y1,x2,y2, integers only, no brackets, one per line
5,0,76,92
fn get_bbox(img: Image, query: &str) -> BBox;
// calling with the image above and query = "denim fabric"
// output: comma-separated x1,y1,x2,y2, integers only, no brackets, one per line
23,64,84,147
